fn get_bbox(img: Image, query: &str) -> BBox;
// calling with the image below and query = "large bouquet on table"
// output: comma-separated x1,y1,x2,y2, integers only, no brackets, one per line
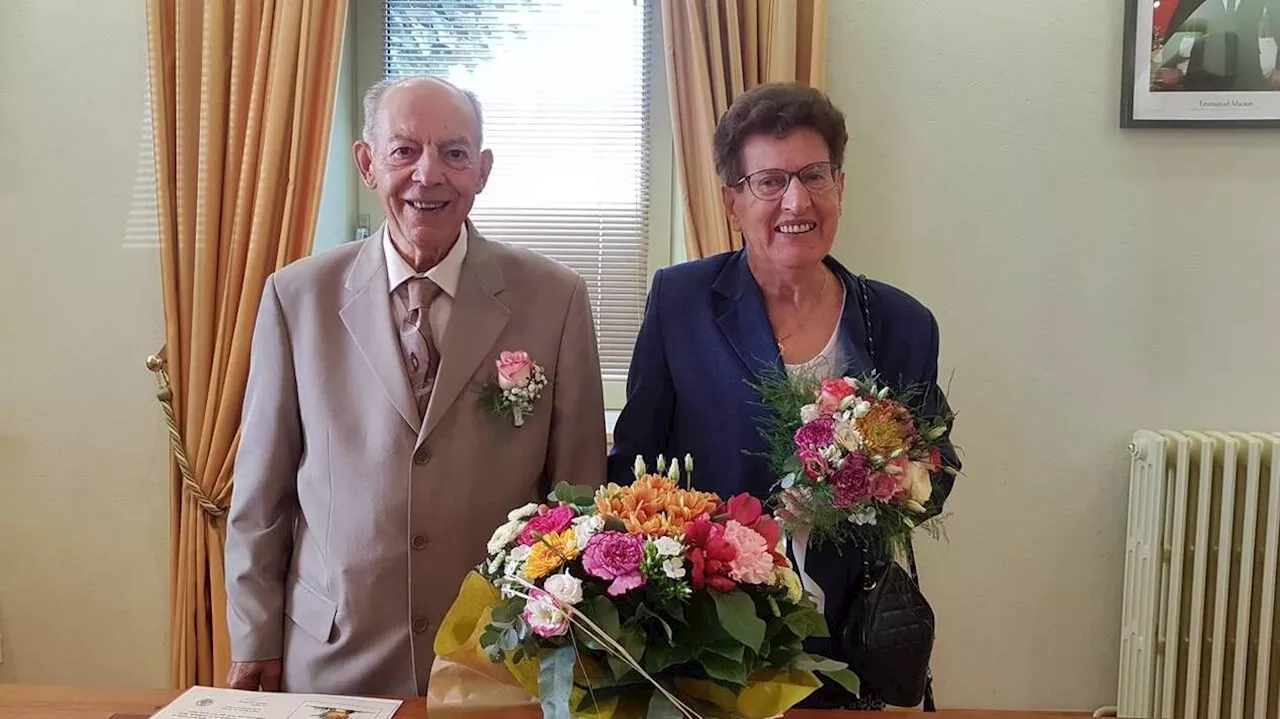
757,373,957,553
429,457,859,719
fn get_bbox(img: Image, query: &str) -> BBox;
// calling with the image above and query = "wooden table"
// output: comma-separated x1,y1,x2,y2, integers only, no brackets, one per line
0,684,1090,719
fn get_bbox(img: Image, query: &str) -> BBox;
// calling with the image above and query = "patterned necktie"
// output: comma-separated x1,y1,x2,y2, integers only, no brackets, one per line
396,277,443,419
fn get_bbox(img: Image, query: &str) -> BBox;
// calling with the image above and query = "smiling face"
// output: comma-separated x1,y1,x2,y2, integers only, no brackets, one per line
354,78,493,260
722,129,844,271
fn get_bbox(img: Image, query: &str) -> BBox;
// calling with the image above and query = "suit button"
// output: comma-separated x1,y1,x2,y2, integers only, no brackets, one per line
413,447,430,465
412,616,430,634
411,534,429,551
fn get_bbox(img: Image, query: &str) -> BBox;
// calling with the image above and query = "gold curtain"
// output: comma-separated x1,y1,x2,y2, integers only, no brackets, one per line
145,0,348,689
661,0,828,260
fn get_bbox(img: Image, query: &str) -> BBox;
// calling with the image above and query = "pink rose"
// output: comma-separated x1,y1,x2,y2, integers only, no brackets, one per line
517,505,575,546
870,471,899,502
816,378,855,413
582,532,646,596
496,350,534,390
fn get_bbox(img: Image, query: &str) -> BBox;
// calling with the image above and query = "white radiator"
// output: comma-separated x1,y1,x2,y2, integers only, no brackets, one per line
1117,430,1280,719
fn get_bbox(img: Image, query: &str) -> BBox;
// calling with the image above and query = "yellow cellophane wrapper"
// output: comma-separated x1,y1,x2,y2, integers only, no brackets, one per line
428,571,821,719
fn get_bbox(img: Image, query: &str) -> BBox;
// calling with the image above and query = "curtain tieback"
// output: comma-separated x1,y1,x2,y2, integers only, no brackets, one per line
146,347,228,519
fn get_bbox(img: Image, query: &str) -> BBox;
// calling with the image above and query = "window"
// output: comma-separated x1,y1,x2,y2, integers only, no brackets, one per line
383,0,661,389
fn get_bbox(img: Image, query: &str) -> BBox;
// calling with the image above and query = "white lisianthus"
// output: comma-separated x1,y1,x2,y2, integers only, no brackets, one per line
543,573,584,606
799,404,821,424
852,399,872,419
487,519,525,554
661,557,687,580
508,503,540,521
522,590,570,637
652,536,683,557
572,515,604,550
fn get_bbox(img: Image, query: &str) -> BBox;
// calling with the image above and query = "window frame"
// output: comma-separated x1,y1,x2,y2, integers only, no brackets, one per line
351,0,682,410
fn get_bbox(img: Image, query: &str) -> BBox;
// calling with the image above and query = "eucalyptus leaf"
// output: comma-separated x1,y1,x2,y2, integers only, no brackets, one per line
710,590,766,651
538,646,576,719
499,627,520,651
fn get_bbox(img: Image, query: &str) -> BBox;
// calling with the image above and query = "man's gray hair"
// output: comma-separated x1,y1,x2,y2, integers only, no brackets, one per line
360,75,485,145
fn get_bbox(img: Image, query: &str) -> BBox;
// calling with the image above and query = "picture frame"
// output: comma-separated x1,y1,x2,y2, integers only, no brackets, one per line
1122,0,1280,127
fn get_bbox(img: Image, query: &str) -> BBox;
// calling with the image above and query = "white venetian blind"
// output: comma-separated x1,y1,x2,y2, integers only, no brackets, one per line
384,0,653,381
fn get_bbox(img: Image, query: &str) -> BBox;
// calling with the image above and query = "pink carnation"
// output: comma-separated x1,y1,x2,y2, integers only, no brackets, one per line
582,531,646,596
870,471,899,502
794,417,835,451
518,505,574,546
721,520,774,584
832,455,872,508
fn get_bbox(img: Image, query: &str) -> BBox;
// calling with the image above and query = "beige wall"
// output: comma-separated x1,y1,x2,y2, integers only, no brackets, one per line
0,0,170,689
827,1,1280,712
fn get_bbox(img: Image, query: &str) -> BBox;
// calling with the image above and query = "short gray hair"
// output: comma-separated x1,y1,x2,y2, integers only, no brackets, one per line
360,75,485,145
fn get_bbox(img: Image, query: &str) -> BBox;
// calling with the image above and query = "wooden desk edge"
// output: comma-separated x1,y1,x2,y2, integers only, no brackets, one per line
0,684,1095,718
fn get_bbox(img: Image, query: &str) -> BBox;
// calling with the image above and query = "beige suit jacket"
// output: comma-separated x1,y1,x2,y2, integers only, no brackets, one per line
224,225,606,696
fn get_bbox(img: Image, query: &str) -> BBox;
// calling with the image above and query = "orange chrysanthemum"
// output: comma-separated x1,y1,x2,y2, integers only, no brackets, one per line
857,402,916,458
595,475,721,537
523,529,579,580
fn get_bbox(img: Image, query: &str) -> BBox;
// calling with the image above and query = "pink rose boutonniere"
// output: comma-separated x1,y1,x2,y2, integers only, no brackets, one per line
480,350,549,427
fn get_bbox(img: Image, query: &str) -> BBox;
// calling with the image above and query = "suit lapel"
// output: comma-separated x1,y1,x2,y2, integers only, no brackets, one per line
827,258,876,377
422,229,510,440
713,252,784,380
340,231,422,433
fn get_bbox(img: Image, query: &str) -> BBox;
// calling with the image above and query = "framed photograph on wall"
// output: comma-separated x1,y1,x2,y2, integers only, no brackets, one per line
1122,0,1280,127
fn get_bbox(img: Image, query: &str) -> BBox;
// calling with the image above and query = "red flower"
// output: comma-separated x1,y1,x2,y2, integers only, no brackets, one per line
928,446,943,469
684,514,737,592
816,378,856,413
724,494,787,567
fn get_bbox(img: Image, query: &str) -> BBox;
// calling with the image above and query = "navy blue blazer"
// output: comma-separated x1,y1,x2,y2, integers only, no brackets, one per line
608,250,959,659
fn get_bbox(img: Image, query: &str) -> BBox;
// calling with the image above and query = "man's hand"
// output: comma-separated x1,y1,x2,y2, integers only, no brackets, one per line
226,659,283,691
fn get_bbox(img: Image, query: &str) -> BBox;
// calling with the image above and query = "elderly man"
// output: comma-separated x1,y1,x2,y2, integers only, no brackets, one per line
223,76,607,697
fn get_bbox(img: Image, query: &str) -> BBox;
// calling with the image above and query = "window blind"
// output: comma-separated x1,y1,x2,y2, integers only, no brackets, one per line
384,0,653,381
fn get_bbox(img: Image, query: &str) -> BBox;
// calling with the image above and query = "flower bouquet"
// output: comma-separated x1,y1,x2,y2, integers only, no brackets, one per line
428,457,859,719
757,373,957,554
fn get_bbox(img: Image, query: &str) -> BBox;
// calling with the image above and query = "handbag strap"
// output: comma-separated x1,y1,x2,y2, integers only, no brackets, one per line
853,271,937,713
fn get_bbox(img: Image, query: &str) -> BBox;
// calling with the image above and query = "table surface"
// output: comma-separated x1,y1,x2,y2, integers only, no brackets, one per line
0,684,1091,719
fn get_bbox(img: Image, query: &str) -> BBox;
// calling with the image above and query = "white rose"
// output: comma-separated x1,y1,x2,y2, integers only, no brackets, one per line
543,573,584,606
652,536,683,557
661,557,686,580
522,592,570,637
799,404,821,424
487,520,525,554
508,503,540,521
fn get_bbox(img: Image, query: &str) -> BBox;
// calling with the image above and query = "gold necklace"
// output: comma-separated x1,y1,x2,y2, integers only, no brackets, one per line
774,270,830,355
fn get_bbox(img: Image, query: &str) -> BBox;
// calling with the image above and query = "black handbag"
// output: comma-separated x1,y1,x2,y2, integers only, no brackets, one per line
839,274,938,711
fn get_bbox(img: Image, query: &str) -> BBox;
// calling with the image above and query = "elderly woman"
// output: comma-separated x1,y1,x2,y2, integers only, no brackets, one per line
608,83,960,710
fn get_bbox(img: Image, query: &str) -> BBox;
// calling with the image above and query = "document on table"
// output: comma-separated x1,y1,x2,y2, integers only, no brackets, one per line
151,686,403,719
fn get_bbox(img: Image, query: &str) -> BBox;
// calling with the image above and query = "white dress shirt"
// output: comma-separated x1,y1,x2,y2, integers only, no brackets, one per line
383,223,468,348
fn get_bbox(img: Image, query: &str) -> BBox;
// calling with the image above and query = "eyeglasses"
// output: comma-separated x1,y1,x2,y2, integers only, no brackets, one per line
732,161,841,201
